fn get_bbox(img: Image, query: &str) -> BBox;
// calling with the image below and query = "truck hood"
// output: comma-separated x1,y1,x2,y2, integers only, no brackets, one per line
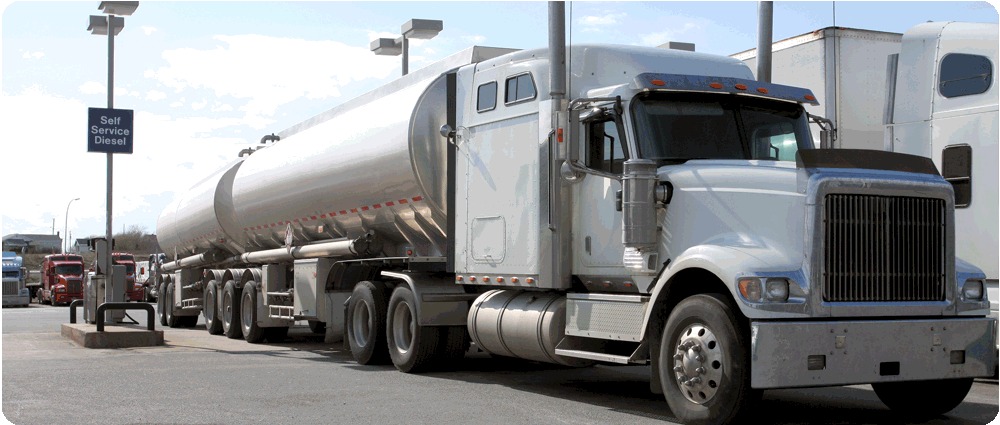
658,160,805,269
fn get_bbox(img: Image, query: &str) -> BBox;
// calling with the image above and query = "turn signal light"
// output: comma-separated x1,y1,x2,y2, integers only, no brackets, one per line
738,278,762,302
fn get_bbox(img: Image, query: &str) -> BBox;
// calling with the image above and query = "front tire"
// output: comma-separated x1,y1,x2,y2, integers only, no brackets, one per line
386,285,443,373
240,281,265,343
203,281,223,335
347,281,390,365
221,280,242,339
872,378,973,418
660,294,758,425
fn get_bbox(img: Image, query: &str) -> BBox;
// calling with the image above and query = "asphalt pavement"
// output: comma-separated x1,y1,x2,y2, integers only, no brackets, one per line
2,303,997,424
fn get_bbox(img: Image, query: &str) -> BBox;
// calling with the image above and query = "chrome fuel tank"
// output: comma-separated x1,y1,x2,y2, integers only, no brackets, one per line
156,159,246,259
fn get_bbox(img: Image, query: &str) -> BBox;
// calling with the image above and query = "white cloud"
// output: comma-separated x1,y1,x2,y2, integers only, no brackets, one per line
148,35,398,121
145,90,167,101
423,48,436,54
579,12,627,27
192,99,208,110
144,69,155,78
211,103,233,112
170,101,183,107
141,26,157,35
640,22,701,47
22,51,44,59
461,35,486,44
79,81,105,94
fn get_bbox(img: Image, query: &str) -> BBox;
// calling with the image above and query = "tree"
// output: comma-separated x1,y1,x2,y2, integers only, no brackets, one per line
113,224,147,252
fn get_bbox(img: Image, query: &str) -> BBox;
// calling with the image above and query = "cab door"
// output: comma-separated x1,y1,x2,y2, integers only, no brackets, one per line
573,118,628,271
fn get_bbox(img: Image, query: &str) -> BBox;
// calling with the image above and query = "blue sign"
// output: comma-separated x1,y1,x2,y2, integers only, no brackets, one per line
88,107,133,154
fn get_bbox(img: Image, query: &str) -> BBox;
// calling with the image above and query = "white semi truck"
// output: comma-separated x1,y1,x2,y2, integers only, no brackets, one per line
155,38,996,423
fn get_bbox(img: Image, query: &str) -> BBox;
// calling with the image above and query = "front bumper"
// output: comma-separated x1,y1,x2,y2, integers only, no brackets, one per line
2,295,30,306
751,318,996,389
126,290,143,301
54,293,83,304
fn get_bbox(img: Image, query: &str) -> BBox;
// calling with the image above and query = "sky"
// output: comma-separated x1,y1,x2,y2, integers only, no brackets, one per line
2,1,997,246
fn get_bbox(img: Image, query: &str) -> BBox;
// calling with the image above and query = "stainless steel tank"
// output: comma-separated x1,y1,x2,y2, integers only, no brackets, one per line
156,159,246,259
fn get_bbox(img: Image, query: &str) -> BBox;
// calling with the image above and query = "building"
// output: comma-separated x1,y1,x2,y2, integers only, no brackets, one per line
2,233,63,253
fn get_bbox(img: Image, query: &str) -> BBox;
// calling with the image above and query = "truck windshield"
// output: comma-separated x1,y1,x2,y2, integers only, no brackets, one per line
55,265,83,275
630,93,812,166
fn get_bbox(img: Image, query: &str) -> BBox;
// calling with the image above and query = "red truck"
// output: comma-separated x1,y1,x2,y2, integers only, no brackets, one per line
38,254,85,305
112,252,142,302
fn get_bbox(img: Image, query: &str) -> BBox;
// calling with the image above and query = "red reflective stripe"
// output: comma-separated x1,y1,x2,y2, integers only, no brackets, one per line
412,196,422,201
294,219,300,222
373,204,381,209
399,199,408,204
311,216,317,220
386,201,394,206
350,208,358,213
361,206,369,211
320,214,326,218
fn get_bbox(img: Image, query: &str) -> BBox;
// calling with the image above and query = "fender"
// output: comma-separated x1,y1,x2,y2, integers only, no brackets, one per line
380,271,476,326
640,243,806,341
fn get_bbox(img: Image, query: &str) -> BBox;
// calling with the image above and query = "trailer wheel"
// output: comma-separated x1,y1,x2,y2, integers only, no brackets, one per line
157,282,168,326
179,315,198,327
347,280,390,365
264,327,289,343
660,294,758,425
439,326,470,366
386,285,443,373
221,280,243,339
165,283,180,328
308,320,326,334
872,378,973,418
203,281,223,335
240,282,265,343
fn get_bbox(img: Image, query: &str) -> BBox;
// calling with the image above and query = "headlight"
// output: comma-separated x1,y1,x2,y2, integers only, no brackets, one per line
765,278,789,302
54,286,66,293
962,279,984,300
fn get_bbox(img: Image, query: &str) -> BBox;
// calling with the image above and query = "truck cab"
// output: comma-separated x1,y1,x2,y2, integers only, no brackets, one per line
112,252,141,302
39,254,85,305
2,252,30,307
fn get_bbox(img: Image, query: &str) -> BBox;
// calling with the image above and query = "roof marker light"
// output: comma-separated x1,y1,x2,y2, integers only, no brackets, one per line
805,95,816,101
709,83,723,89
735,84,748,90
651,79,665,86
757,88,769,94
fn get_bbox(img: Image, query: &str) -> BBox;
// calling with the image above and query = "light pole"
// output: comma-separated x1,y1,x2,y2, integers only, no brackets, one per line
63,198,80,253
87,1,136,281
370,19,443,76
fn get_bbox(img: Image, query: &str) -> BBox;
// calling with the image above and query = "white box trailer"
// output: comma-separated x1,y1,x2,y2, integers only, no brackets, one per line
732,27,903,150
154,40,995,424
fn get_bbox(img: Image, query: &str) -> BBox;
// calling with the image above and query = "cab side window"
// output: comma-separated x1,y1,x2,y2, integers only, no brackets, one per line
939,54,993,98
586,120,628,174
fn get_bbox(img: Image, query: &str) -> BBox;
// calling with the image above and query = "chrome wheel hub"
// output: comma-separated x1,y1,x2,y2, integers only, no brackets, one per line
672,324,724,404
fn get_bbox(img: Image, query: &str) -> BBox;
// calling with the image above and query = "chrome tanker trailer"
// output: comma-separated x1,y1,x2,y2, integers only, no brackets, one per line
156,41,995,424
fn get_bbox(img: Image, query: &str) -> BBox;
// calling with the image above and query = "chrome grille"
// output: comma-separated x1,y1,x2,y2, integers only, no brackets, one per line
67,280,83,294
824,194,946,302
2,281,18,296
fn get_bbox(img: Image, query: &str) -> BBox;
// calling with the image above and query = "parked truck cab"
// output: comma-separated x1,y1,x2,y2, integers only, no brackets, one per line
2,252,30,307
111,252,141,302
39,254,85,306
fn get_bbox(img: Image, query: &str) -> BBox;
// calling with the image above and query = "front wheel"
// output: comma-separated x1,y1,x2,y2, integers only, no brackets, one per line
659,294,759,425
872,378,973,418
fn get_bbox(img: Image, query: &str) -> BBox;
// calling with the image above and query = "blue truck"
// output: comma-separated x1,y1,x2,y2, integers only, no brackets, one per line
3,251,31,307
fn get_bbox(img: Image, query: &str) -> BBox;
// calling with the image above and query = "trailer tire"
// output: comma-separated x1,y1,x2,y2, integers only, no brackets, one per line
386,285,442,373
203,281,223,335
660,294,758,425
240,282,265,343
221,280,243,339
264,327,289,343
308,320,325,334
179,315,198,327
165,283,180,328
347,280,390,365
157,282,168,326
872,378,973,418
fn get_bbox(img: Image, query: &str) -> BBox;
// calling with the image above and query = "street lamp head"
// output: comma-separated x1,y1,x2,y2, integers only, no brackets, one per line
370,38,402,56
402,19,443,40
98,1,138,16
88,15,124,35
